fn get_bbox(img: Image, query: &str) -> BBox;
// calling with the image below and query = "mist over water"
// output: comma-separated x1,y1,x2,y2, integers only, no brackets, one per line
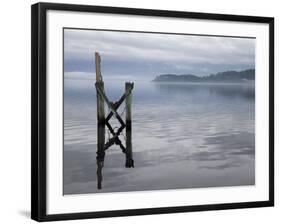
64,78,255,194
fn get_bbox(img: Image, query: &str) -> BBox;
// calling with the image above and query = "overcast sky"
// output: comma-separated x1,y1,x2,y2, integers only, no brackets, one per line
64,29,255,81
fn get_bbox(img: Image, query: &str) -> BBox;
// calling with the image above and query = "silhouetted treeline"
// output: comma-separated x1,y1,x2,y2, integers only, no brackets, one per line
153,69,255,83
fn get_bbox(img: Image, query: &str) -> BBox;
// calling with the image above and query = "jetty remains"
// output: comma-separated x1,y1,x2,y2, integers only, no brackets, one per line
95,52,134,189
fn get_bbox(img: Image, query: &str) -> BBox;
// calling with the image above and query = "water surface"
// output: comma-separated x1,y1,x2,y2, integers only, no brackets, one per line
64,78,255,194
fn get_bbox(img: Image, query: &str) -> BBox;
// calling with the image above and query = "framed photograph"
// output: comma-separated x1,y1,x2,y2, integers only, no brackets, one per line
31,2,274,222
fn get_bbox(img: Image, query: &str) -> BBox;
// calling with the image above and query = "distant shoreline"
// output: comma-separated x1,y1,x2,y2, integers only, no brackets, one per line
152,69,255,83
152,81,255,85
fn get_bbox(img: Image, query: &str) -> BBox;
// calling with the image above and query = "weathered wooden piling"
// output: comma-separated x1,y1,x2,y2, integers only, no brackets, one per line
125,82,134,168
95,52,105,189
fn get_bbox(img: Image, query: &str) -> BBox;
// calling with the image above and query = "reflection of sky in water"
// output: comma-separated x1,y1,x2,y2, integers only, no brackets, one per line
64,78,255,194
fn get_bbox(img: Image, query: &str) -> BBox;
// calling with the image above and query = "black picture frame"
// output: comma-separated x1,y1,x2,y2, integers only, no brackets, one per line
31,2,274,222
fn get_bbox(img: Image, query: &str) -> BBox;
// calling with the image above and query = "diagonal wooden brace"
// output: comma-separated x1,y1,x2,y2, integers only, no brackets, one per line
105,85,134,123
95,83,126,127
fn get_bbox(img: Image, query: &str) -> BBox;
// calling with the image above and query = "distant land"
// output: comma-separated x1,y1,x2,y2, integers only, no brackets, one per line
152,69,255,83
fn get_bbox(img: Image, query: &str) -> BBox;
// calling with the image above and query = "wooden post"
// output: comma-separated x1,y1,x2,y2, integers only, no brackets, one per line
95,52,102,82
125,82,134,168
95,52,105,189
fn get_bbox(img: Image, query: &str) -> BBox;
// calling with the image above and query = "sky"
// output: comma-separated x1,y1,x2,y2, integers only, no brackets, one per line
64,28,255,81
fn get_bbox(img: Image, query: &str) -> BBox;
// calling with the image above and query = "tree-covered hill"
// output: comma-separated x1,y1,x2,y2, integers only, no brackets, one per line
153,69,255,83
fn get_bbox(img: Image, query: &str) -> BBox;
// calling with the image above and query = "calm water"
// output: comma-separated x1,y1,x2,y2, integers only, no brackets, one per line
64,78,255,194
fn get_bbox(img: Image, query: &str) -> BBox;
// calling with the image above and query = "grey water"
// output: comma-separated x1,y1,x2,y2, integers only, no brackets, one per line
63,78,255,195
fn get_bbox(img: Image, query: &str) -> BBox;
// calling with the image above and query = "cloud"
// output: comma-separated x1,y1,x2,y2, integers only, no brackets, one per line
64,29,255,77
